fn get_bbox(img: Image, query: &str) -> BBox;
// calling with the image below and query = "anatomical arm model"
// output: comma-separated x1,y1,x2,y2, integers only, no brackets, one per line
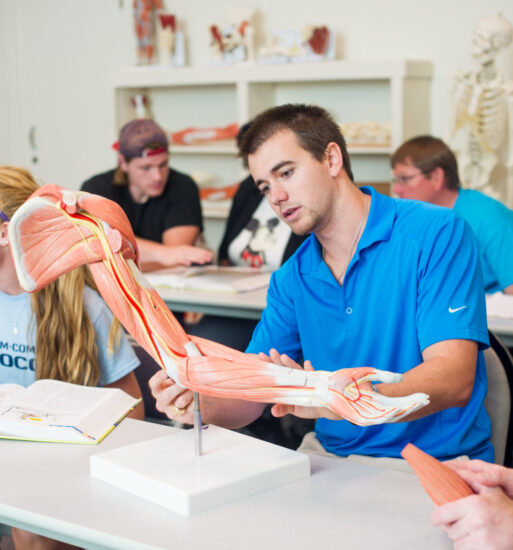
8,185,429,426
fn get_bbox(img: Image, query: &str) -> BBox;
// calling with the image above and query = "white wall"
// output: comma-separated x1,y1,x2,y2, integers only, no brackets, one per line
1,0,512,189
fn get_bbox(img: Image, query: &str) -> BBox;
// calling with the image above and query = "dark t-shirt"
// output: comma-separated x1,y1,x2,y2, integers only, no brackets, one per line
81,168,203,243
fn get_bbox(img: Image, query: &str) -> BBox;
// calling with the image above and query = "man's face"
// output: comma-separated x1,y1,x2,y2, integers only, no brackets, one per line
392,161,438,203
120,151,170,203
248,129,337,236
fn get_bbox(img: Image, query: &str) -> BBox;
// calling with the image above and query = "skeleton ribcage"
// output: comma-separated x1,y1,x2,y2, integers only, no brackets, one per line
476,87,508,150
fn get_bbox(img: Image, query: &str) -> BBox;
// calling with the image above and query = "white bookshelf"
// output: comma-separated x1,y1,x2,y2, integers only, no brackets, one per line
112,59,432,248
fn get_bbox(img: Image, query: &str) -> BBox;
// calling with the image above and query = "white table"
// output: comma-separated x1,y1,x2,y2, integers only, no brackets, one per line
0,419,450,550
488,317,513,347
157,286,267,320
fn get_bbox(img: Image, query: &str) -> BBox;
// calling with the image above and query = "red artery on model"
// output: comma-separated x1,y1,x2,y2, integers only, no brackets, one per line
8,185,430,426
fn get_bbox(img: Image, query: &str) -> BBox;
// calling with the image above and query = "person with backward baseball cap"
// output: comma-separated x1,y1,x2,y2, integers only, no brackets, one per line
82,119,212,270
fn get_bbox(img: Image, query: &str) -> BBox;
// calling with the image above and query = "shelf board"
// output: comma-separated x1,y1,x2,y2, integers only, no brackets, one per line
171,144,238,155
201,200,231,219
347,146,391,155
113,59,433,88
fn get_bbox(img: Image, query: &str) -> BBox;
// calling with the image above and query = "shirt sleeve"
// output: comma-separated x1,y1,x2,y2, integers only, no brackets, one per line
416,214,489,352
163,173,203,232
246,267,302,360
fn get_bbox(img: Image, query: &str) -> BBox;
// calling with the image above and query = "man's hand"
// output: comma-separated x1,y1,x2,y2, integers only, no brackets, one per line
259,349,343,420
163,244,213,267
431,489,513,549
148,369,195,423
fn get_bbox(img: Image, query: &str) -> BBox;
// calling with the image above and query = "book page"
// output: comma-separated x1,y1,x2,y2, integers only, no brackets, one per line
0,384,24,405
0,379,137,442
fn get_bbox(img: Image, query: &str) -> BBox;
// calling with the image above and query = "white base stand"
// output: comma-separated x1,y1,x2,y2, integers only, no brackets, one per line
90,425,310,516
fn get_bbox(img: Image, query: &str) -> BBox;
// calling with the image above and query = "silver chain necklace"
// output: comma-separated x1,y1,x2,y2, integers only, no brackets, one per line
323,194,369,283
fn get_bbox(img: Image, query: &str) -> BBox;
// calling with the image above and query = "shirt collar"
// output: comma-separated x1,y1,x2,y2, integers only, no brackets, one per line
301,186,397,276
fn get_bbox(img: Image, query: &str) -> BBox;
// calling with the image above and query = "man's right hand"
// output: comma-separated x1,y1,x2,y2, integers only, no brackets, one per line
148,369,195,424
164,244,213,267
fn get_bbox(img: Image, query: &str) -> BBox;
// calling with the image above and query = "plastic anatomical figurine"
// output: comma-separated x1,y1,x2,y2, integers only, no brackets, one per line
133,0,162,64
449,14,513,204
9,185,430,426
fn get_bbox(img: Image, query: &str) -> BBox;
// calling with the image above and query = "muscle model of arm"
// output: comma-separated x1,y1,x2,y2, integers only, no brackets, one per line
8,185,429,426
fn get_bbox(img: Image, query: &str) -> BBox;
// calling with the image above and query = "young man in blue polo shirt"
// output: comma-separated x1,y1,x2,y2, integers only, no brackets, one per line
150,104,492,462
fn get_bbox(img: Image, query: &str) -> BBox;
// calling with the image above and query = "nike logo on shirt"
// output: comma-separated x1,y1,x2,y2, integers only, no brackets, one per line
448,306,468,313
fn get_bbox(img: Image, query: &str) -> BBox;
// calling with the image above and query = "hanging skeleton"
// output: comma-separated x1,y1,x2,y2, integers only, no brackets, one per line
449,14,513,205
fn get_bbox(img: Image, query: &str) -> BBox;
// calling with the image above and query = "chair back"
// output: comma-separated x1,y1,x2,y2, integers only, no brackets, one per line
484,331,513,466
132,344,170,421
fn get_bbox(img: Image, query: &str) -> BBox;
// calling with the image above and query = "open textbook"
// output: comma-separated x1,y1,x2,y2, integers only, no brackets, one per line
0,379,141,444
145,265,272,293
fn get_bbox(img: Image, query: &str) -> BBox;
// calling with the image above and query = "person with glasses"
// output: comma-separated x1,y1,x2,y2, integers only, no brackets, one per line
391,135,513,295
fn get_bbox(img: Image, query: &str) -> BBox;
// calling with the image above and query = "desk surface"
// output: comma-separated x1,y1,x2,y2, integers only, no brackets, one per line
158,285,267,320
156,283,513,343
0,419,450,550
488,316,513,347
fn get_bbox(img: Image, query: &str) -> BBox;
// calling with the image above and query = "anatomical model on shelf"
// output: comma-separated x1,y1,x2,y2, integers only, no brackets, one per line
9,185,430,427
209,4,255,64
258,25,335,64
133,0,162,64
157,12,186,66
339,121,392,148
171,123,239,145
131,94,150,119
449,14,513,205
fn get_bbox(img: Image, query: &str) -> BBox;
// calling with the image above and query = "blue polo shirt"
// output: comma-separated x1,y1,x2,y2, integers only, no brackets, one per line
247,187,492,461
454,188,513,293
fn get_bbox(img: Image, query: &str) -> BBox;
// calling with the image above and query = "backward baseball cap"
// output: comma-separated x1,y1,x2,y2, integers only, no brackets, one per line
118,119,169,159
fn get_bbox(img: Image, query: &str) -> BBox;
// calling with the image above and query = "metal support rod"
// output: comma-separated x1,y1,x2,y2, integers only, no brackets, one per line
193,391,202,456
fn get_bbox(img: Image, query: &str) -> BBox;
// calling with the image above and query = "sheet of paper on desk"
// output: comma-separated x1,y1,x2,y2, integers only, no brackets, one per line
486,292,513,319
145,265,272,293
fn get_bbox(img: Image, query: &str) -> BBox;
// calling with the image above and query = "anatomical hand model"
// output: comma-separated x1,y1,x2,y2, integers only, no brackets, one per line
449,14,513,205
8,185,429,426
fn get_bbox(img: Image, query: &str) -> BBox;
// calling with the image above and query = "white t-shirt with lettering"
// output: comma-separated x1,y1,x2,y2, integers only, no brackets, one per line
0,287,139,387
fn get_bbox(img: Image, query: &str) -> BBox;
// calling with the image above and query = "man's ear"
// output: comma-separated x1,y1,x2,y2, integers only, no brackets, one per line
431,167,446,191
325,142,343,177
118,153,129,172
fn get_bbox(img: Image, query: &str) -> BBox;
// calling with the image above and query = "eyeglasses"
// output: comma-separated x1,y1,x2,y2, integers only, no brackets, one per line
390,171,424,186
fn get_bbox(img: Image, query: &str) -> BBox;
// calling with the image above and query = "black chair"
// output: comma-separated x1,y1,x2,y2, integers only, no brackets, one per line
484,331,513,466
132,344,171,422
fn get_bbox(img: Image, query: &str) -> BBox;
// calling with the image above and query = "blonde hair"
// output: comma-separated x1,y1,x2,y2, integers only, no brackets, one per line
0,166,120,386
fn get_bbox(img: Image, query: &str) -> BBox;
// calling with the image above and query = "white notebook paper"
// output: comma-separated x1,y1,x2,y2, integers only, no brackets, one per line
145,265,271,294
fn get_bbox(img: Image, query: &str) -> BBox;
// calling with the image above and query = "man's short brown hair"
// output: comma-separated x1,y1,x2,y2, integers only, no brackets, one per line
238,103,354,182
391,135,460,190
